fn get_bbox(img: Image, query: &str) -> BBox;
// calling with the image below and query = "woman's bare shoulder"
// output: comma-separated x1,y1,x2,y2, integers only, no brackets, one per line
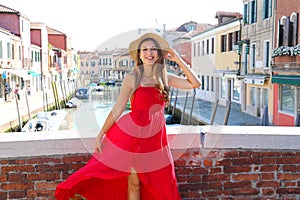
122,71,136,88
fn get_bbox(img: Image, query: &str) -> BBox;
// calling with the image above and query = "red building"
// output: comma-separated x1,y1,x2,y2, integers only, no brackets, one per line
271,0,300,126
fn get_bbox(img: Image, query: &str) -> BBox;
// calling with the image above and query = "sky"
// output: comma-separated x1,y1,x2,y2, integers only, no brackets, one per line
1,0,243,51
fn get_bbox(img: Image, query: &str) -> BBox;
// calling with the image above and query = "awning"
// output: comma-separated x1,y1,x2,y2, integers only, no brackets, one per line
28,70,41,77
272,75,300,86
216,70,239,78
244,75,269,85
68,68,80,73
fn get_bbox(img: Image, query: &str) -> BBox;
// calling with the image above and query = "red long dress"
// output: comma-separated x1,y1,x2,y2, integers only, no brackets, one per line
55,86,182,200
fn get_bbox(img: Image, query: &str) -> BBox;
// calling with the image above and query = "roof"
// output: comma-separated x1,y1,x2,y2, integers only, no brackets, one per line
0,4,19,14
0,4,29,20
46,26,65,35
169,21,215,34
112,48,128,53
215,11,242,18
171,23,216,41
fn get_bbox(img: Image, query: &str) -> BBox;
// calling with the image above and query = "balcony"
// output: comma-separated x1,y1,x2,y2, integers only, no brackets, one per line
272,45,300,72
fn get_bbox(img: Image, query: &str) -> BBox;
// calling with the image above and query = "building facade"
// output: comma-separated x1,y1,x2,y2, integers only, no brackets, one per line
192,12,242,110
0,4,78,103
241,0,274,123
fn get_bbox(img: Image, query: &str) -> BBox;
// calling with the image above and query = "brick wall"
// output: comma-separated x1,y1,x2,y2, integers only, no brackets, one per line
1,148,300,199
175,148,300,199
1,127,300,199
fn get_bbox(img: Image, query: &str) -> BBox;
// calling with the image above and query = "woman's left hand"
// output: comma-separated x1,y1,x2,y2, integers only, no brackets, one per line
164,47,180,62
95,131,105,153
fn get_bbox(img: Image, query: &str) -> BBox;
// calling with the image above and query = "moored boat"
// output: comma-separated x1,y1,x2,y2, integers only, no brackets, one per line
21,110,67,132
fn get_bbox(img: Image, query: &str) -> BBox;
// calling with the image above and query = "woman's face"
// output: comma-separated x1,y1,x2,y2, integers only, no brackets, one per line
139,40,159,66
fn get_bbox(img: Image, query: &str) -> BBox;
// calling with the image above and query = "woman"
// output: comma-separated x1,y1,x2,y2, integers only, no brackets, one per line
55,32,201,200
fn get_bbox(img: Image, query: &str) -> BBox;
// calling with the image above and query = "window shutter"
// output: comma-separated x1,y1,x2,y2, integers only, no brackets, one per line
254,0,257,23
283,17,290,46
268,0,272,18
278,20,283,47
244,3,248,24
292,13,299,46
262,0,266,19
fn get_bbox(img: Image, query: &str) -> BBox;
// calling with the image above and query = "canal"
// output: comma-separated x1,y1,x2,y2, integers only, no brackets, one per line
61,86,125,138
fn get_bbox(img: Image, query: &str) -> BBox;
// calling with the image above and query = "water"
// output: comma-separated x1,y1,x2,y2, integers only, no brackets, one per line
62,86,123,137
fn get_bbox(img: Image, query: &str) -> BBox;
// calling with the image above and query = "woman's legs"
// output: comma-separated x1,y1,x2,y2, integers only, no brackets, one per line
127,168,140,200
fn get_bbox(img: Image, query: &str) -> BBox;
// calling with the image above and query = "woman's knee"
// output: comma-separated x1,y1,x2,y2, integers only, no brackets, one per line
128,173,140,191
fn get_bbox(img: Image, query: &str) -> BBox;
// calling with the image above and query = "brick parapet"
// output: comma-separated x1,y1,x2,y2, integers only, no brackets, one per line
0,126,300,199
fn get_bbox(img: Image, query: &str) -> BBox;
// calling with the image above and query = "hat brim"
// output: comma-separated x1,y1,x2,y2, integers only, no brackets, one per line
129,33,170,63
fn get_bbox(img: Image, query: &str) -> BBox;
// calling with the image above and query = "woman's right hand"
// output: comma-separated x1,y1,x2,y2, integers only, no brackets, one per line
95,131,105,153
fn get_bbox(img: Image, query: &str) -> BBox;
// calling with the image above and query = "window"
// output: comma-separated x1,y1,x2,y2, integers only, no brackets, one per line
0,41,2,59
193,43,196,57
201,75,205,90
211,38,215,54
11,44,15,60
206,39,209,55
235,31,239,45
7,43,11,59
206,76,209,91
250,43,256,69
201,41,205,56
284,17,293,46
291,13,299,46
91,61,96,67
277,13,299,47
243,3,248,24
211,77,214,92
34,51,36,62
221,35,227,52
232,79,241,101
263,0,272,19
197,42,200,56
250,87,256,106
228,32,233,51
189,25,196,31
18,46,21,61
278,21,284,47
221,77,226,98
33,51,41,62
249,0,257,24
264,41,270,68
280,85,295,114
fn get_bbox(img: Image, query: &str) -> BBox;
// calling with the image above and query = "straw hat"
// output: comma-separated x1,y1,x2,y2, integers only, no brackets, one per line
129,33,170,63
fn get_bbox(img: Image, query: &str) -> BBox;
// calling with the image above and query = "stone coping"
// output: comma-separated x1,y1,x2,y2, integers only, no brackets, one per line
0,125,300,158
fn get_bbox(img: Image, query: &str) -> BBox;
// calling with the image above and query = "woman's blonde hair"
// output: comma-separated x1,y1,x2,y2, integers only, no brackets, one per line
131,37,169,105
